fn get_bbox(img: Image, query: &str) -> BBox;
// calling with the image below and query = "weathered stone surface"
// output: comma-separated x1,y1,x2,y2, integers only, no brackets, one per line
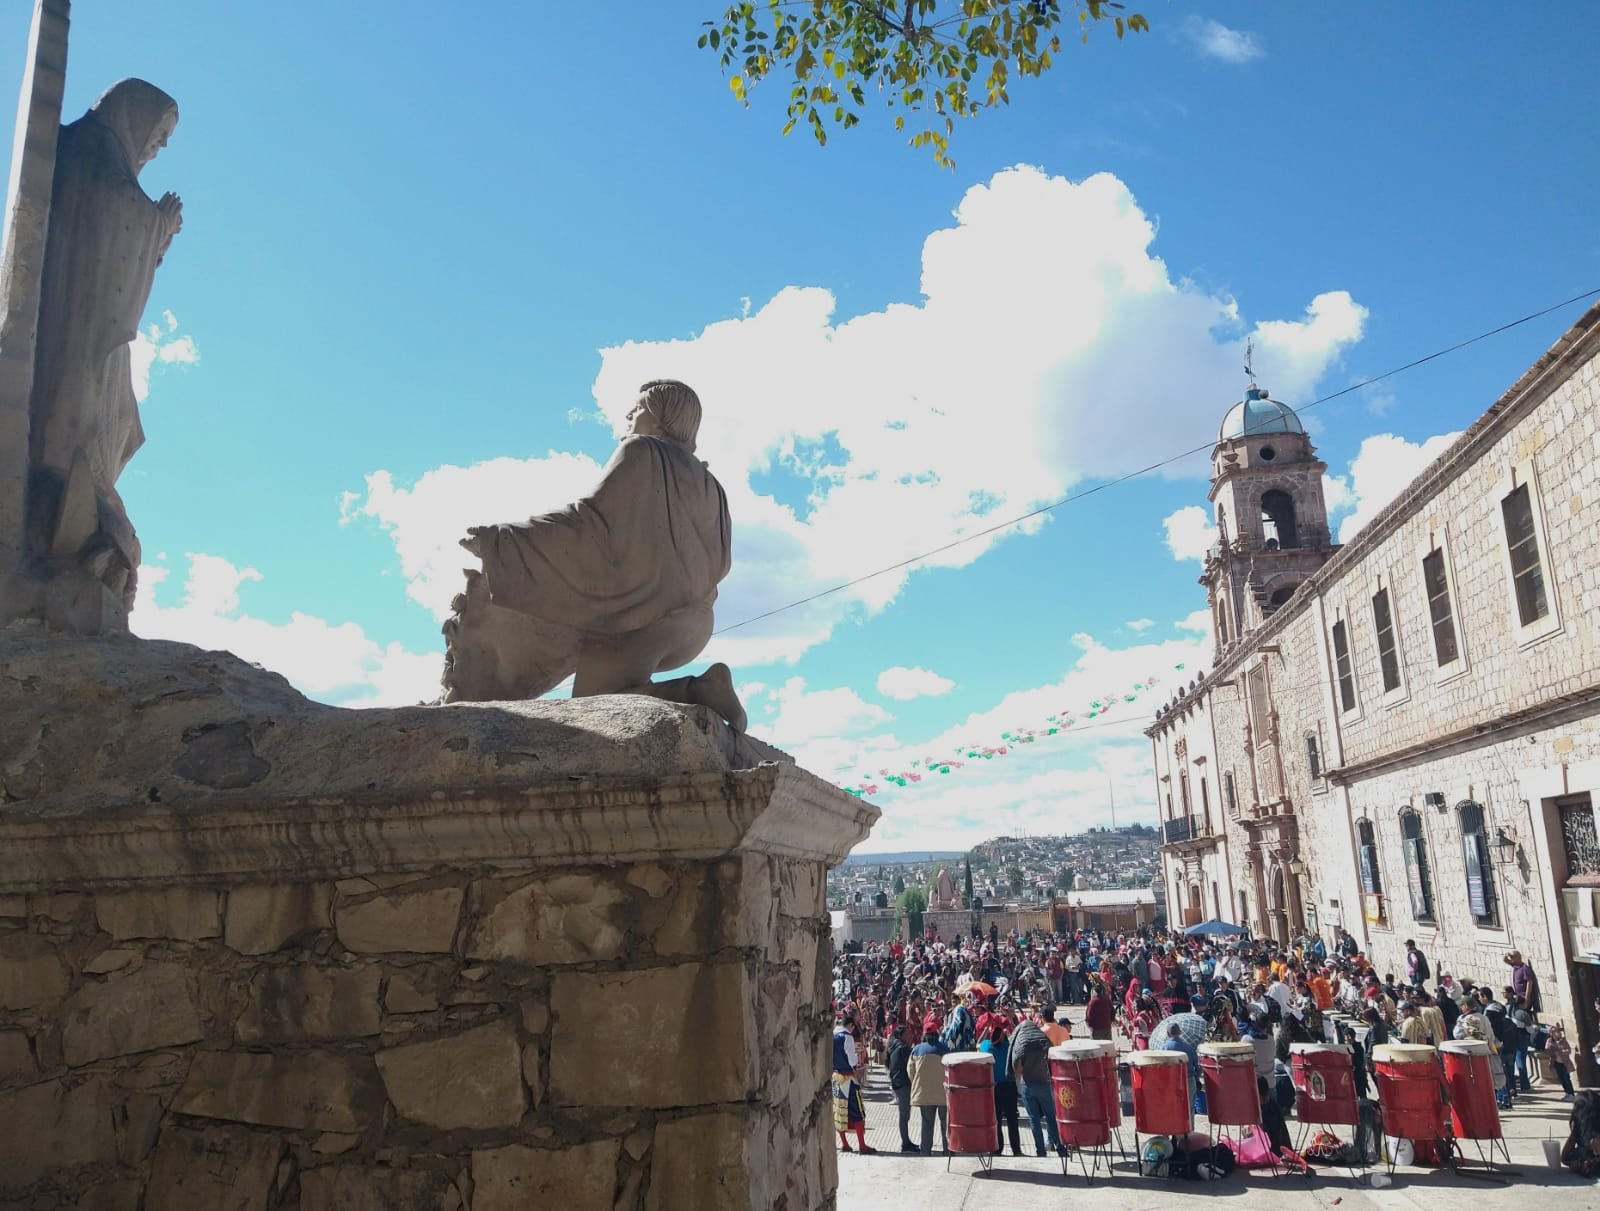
172,1050,383,1133
115,1090,164,1166
336,886,462,955
383,969,438,1013
224,883,331,954
82,947,138,974
73,1178,142,1211
0,1077,114,1188
550,964,746,1107
520,995,549,1035
297,1164,461,1211
235,964,381,1042
471,1140,619,1211
96,887,219,940
647,1112,746,1211
0,632,788,818
467,874,626,964
0,1029,35,1081
61,962,203,1066
0,931,69,1009
653,862,739,956
144,1124,284,1211
0,895,25,918
376,1019,525,1131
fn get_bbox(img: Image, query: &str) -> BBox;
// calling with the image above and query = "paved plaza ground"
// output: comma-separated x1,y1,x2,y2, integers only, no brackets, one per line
838,1063,1597,1209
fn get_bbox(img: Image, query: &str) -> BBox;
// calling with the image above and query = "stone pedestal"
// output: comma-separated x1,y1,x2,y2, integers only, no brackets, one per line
0,629,876,1210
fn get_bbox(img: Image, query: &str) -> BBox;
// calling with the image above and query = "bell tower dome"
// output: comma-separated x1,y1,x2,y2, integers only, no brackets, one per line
1202,386,1335,653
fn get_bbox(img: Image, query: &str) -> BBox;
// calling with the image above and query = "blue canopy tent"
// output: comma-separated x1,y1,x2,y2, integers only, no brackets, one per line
1183,918,1249,937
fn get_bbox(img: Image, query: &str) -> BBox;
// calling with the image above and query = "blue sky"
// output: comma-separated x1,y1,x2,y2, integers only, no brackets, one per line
9,3,1597,852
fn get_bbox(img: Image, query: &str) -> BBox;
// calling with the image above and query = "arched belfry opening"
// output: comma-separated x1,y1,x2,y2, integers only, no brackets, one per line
1260,490,1299,550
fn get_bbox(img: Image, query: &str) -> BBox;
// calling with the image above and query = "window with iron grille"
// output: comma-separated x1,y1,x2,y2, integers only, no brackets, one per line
1502,484,1549,626
1422,548,1459,666
1223,770,1238,817
1331,620,1356,711
1559,794,1600,886
1304,731,1322,780
1372,588,1401,692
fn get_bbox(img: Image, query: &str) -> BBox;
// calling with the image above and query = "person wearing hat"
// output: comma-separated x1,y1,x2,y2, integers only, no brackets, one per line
909,1026,949,1154
1397,1001,1430,1045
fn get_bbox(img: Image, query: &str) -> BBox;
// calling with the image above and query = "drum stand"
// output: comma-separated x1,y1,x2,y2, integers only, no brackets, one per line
1447,1134,1516,1183
945,1150,995,1174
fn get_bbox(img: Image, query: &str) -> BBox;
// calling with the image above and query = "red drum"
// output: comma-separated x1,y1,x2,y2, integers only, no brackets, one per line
1199,1042,1260,1127
1128,1050,1192,1136
1087,1039,1123,1128
942,1051,997,1155
1291,1042,1358,1126
1371,1044,1444,1142
1049,1041,1113,1148
1439,1040,1502,1141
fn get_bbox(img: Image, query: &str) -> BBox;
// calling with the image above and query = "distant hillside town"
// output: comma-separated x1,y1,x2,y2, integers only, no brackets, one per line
829,824,1163,946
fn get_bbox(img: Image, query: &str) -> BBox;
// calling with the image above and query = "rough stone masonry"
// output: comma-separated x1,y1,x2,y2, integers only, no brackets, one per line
0,631,877,1210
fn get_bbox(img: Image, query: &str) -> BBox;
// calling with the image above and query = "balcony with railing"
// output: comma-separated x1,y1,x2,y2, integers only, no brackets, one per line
1161,814,1220,852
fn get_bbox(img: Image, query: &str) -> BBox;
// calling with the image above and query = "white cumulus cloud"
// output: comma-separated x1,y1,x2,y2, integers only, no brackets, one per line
1179,16,1265,64
876,665,957,700
1163,504,1218,563
1328,431,1461,544
130,310,198,403
131,554,443,707
347,167,1363,669
1125,618,1155,632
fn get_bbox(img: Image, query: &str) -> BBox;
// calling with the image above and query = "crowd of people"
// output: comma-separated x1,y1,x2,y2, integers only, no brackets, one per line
831,921,1588,1173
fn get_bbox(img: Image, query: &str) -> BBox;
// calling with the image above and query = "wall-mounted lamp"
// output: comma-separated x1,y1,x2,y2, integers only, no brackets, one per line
1491,827,1516,854
1287,855,1306,876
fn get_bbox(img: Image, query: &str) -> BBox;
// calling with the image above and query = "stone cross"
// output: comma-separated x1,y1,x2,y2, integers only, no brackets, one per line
0,0,69,624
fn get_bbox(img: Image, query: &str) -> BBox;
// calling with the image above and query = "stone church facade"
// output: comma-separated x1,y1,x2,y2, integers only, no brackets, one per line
1151,303,1600,1076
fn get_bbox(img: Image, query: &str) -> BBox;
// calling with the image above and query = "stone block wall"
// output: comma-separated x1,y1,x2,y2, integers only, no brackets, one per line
0,681,875,1211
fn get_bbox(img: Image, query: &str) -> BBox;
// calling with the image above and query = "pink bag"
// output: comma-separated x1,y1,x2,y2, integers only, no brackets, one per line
1235,1125,1277,1168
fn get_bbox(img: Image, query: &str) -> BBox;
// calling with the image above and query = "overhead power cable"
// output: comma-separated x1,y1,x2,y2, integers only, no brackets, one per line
713,286,1600,636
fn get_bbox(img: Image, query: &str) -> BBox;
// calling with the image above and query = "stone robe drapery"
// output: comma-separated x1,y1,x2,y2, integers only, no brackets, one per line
26,80,176,594
476,434,732,637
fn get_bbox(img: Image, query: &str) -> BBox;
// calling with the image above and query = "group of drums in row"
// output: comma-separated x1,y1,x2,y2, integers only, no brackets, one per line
937,1035,1506,1178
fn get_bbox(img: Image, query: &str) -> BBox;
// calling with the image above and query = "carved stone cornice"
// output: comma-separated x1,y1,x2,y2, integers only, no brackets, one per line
0,763,878,892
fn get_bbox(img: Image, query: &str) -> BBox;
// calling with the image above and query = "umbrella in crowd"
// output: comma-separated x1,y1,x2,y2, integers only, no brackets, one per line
956,978,998,998
1152,1012,1209,1047
1184,918,1249,938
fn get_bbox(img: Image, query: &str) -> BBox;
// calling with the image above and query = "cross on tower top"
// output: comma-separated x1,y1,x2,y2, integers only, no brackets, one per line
1244,337,1256,386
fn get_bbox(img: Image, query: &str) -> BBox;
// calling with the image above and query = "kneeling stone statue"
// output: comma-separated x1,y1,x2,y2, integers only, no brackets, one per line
442,379,747,732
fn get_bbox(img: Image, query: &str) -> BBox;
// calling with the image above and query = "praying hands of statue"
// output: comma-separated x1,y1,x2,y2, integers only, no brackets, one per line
156,192,183,258
460,526,486,558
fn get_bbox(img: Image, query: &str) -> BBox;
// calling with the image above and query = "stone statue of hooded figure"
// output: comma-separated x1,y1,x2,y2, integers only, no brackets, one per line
443,379,747,731
26,78,182,613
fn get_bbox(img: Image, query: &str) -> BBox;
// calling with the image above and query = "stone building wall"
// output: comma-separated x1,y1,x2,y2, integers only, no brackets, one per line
0,638,876,1211
1156,302,1600,1040
0,843,835,1211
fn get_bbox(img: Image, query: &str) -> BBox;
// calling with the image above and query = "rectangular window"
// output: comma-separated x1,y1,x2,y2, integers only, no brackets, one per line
1246,665,1272,741
1372,588,1401,692
1305,732,1322,780
1502,484,1549,625
1223,771,1238,816
1331,621,1356,711
1422,548,1459,666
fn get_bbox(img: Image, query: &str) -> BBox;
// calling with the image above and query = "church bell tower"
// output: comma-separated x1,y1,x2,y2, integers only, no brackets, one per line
1202,384,1335,653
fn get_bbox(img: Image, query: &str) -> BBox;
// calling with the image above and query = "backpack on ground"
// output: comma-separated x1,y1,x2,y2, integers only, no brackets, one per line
1352,1098,1383,1165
